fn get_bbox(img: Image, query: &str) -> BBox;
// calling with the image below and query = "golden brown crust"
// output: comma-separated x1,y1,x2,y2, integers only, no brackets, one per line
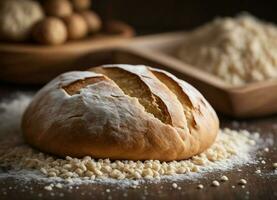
63,76,107,95
92,66,187,128
22,65,219,161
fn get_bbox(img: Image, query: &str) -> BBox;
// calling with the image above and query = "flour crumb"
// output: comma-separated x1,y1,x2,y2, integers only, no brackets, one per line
238,179,247,185
261,160,266,164
220,175,229,182
172,183,178,189
55,183,63,189
273,163,277,169
212,180,220,187
44,185,53,191
197,184,204,189
255,169,261,174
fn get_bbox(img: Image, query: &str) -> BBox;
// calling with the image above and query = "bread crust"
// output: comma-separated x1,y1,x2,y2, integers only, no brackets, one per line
22,65,219,161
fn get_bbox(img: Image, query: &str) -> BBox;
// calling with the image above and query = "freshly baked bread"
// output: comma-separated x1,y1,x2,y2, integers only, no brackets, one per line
0,0,44,41
22,65,219,161
32,17,68,45
63,13,88,40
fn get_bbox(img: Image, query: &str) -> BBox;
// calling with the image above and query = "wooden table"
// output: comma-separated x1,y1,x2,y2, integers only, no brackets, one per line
0,83,276,200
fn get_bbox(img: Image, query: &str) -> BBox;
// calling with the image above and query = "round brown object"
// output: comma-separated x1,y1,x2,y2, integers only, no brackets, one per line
0,0,44,42
71,0,91,11
22,65,219,161
80,10,101,33
63,13,88,40
32,17,67,45
43,0,72,18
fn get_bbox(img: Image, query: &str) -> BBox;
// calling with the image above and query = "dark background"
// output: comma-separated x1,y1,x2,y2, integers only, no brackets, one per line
93,0,277,34
0,1,277,200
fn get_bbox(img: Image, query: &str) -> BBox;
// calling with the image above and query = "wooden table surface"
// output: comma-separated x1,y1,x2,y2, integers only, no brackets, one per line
0,83,276,200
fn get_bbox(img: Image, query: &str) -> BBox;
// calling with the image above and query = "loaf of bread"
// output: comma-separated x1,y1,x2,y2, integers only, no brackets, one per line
0,0,44,41
22,65,219,161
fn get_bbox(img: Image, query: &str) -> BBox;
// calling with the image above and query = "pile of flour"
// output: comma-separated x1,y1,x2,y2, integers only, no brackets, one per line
177,13,277,86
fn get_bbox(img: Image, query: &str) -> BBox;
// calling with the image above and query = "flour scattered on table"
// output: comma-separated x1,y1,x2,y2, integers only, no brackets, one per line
0,93,269,188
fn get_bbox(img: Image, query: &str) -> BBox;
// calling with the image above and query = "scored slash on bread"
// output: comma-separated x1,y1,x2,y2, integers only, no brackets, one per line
92,66,187,130
22,65,219,161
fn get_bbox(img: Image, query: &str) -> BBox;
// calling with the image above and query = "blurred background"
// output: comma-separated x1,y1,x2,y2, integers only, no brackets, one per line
0,0,276,117
92,0,276,34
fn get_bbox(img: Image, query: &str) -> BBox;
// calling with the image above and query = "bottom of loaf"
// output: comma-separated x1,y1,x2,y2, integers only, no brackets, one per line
0,128,260,181
0,94,264,186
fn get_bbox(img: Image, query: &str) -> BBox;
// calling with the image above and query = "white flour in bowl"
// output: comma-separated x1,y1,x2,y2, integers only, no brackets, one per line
177,13,277,86
0,93,268,188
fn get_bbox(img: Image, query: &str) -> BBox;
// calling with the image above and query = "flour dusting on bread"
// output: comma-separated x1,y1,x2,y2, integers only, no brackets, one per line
22,65,219,161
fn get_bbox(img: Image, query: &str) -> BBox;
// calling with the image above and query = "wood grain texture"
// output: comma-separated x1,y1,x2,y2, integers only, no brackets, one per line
0,20,134,84
0,85,276,200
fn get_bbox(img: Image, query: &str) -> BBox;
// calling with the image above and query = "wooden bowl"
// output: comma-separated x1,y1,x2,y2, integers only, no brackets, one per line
122,32,277,118
0,20,134,84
